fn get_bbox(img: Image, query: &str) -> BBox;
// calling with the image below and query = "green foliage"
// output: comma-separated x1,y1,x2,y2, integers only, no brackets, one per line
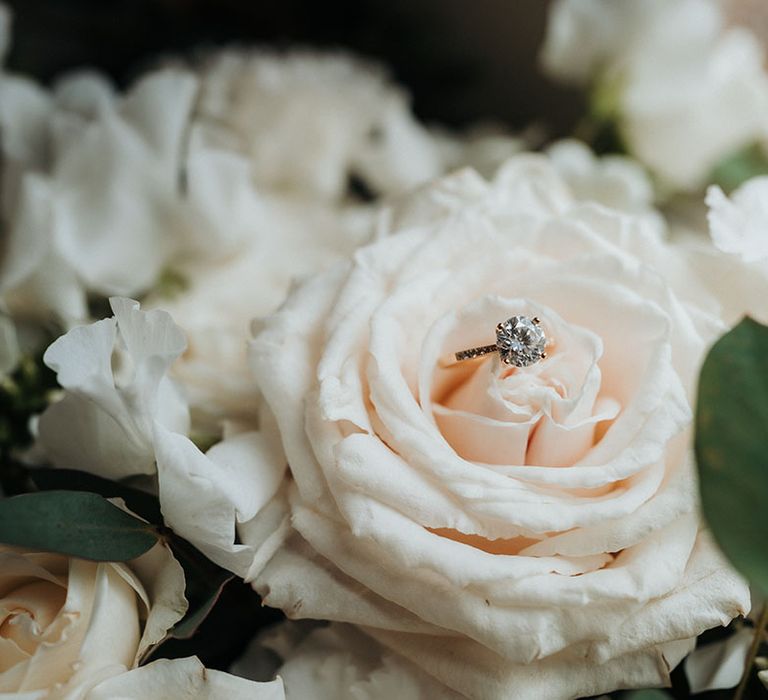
0,490,159,561
695,317,768,593
711,143,768,194
573,71,628,157
0,353,57,473
31,468,164,525
154,268,189,300
29,468,235,639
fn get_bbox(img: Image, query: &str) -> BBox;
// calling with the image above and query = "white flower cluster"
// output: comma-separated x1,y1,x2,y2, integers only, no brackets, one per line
541,0,768,191
3,1,768,699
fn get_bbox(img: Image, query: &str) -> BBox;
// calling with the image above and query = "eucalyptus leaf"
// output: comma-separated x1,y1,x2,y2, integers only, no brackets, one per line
31,467,163,525
0,490,159,561
695,317,768,593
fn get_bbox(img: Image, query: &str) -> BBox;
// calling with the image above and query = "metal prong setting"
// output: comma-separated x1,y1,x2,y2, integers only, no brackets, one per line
450,315,549,369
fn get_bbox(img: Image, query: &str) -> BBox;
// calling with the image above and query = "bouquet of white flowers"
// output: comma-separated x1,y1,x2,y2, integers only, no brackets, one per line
1,1,768,698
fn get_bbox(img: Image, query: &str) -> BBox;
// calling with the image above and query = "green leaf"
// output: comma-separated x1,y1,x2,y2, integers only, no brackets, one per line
154,268,189,300
711,142,768,194
0,490,159,561
0,351,58,494
30,468,163,525
695,317,768,592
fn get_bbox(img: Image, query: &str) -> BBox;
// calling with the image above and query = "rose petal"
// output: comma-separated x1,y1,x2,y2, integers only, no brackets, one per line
85,656,285,700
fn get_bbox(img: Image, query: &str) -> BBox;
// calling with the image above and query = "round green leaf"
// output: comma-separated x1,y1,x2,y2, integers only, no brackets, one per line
696,317,768,592
0,490,159,561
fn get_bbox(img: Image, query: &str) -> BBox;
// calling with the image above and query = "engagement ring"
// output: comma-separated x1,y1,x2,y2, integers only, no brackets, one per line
447,315,549,368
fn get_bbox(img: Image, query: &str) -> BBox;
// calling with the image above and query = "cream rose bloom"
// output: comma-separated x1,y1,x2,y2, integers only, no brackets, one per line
0,541,194,697
248,157,749,699
0,544,283,700
541,0,768,191
0,542,285,698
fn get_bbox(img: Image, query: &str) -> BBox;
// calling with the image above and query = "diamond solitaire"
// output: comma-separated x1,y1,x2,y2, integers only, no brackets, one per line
495,316,547,367
450,315,548,368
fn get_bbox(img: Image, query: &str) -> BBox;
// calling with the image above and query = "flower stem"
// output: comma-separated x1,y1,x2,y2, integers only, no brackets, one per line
734,603,768,700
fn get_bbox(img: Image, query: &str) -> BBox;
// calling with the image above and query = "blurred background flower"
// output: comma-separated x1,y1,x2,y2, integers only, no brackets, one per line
3,0,583,138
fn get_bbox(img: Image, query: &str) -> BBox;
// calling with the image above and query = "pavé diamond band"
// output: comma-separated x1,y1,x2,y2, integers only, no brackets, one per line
446,315,549,368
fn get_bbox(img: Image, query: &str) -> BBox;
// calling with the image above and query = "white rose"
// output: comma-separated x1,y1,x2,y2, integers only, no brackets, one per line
541,0,768,191
36,298,288,580
0,542,285,700
197,50,442,200
0,540,190,697
248,156,749,699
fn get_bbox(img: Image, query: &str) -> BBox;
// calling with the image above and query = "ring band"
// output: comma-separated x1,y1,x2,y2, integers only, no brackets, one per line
453,344,499,362
445,315,549,368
